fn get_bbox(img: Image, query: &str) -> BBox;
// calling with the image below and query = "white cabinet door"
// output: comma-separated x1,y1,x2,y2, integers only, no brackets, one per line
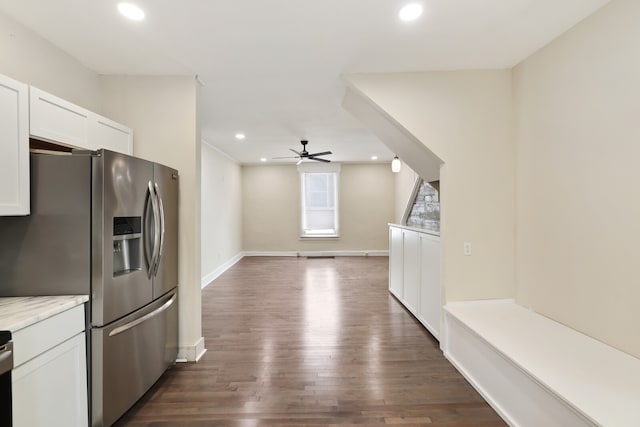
0,74,29,215
419,233,441,339
389,226,404,298
13,332,88,427
402,229,420,315
90,114,133,155
29,86,91,148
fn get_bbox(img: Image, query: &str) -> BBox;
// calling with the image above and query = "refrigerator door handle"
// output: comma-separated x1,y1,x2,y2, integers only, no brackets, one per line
143,181,154,277
151,182,162,277
108,291,177,337
144,181,161,279
152,182,166,277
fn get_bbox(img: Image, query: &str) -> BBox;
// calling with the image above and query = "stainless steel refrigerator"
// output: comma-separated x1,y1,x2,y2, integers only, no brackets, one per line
0,149,179,426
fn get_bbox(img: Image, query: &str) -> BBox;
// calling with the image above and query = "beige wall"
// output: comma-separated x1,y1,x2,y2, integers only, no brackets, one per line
101,75,203,361
243,163,394,253
201,142,243,281
0,12,101,111
394,161,419,224
514,0,640,358
346,71,515,302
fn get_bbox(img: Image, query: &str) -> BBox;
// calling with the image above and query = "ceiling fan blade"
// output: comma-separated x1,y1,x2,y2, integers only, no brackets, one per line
272,156,299,159
309,156,330,163
308,151,332,157
296,158,304,165
289,148,301,155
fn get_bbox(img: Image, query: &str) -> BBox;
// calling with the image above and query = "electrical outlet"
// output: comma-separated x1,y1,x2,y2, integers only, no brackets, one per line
464,242,472,256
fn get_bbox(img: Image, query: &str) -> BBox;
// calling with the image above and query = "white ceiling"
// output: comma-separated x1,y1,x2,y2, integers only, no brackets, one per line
0,0,610,164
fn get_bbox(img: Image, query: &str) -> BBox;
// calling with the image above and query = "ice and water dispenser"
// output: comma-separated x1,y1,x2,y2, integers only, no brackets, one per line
113,217,142,276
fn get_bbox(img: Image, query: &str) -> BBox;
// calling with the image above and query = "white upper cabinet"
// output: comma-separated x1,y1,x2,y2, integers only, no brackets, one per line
0,74,30,216
30,86,133,155
29,86,91,148
89,114,133,155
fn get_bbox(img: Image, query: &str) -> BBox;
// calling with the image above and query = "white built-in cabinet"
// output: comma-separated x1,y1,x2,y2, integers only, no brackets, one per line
389,226,404,298
30,86,133,154
12,304,88,427
0,74,30,215
388,224,442,339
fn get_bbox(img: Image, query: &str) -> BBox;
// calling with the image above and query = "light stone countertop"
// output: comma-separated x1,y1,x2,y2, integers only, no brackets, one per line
0,295,88,332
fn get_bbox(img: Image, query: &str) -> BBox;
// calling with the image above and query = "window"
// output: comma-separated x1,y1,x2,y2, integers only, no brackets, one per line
299,163,340,237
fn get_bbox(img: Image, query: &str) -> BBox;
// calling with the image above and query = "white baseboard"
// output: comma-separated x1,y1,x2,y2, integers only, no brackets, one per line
176,336,207,363
243,250,389,257
201,252,244,288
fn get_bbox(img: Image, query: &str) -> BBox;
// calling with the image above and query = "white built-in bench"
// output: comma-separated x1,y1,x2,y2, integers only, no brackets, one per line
443,299,640,427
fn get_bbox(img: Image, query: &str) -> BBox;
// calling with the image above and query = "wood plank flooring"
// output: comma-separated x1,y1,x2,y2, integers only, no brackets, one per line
116,256,505,426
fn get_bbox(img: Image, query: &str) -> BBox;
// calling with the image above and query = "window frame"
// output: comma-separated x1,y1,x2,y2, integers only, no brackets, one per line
298,162,341,239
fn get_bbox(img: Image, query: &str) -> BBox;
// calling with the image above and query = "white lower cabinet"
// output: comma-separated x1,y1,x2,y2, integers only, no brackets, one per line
418,233,441,338
12,304,88,427
402,229,420,314
389,226,404,298
388,224,441,339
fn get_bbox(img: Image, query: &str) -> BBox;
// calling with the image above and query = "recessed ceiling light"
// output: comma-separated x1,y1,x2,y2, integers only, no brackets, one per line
399,3,423,22
371,156,378,160
117,3,145,21
235,133,246,140
260,158,267,162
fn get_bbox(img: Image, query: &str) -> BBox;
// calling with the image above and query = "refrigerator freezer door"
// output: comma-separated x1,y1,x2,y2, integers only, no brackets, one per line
91,289,178,427
92,150,154,326
152,164,178,299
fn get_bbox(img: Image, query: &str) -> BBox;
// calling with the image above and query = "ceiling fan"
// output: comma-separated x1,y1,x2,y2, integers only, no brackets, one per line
273,140,332,165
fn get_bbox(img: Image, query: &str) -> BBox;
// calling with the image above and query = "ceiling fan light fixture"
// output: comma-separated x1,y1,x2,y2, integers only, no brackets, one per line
391,155,402,173
273,140,333,163
399,3,423,22
117,2,145,21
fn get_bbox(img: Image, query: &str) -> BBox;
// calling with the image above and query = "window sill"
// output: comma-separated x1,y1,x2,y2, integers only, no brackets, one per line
299,235,340,240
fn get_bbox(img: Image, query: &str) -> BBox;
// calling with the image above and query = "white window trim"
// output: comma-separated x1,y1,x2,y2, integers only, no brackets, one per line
298,162,341,238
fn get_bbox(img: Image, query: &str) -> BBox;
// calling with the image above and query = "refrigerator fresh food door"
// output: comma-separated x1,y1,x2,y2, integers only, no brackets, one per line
91,289,178,427
92,150,154,326
151,164,179,299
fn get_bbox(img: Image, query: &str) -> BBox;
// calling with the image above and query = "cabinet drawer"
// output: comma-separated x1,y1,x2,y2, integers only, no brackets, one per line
13,304,85,367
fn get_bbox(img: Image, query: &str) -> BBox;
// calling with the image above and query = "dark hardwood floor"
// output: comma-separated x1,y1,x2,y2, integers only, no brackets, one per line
116,256,505,426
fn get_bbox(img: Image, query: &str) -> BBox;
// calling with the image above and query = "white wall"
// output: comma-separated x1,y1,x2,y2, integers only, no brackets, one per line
514,0,640,358
0,12,101,111
101,75,203,361
201,142,243,285
242,163,394,253
345,71,515,302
